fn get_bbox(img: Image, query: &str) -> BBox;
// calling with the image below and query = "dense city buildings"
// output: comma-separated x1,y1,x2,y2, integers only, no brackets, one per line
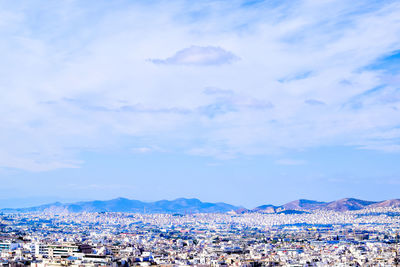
1,207,400,266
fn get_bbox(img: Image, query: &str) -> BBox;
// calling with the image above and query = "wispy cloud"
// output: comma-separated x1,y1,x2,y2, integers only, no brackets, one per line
149,46,239,66
131,146,163,154
0,0,400,171
305,99,325,106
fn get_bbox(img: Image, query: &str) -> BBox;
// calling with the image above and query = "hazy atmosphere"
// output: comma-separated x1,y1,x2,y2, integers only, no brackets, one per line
1,0,400,208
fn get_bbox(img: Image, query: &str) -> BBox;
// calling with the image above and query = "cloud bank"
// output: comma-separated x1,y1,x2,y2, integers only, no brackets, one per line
0,0,399,171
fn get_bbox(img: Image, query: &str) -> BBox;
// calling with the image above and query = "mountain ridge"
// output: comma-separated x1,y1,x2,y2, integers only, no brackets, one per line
253,198,400,213
2,197,400,214
1,197,240,214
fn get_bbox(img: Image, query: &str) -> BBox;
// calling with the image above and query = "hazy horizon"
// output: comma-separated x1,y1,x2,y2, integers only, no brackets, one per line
1,0,400,208
0,194,397,211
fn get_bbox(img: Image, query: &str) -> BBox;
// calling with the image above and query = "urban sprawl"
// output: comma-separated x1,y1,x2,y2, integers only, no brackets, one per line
1,208,400,266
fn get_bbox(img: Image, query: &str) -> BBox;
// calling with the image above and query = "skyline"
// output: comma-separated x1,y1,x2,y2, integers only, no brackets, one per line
1,0,400,208
2,195,400,211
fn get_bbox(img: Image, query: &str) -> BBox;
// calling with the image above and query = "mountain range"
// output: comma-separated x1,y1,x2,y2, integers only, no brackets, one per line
252,198,400,213
1,197,400,214
0,198,240,214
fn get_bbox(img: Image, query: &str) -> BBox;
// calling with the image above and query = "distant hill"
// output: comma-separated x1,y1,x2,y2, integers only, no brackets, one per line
282,199,327,210
252,198,400,213
1,197,240,214
251,199,327,213
324,198,377,211
368,199,400,208
252,204,279,213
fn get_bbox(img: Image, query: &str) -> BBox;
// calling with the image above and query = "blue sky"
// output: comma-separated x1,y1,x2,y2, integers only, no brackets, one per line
0,0,400,208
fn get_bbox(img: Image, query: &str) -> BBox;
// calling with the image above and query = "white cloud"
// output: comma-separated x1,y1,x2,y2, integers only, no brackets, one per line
149,45,239,66
132,147,153,153
0,0,400,171
305,99,325,106
131,146,162,153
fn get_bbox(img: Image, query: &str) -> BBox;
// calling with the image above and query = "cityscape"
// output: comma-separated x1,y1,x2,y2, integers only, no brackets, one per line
1,0,400,266
1,198,400,266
